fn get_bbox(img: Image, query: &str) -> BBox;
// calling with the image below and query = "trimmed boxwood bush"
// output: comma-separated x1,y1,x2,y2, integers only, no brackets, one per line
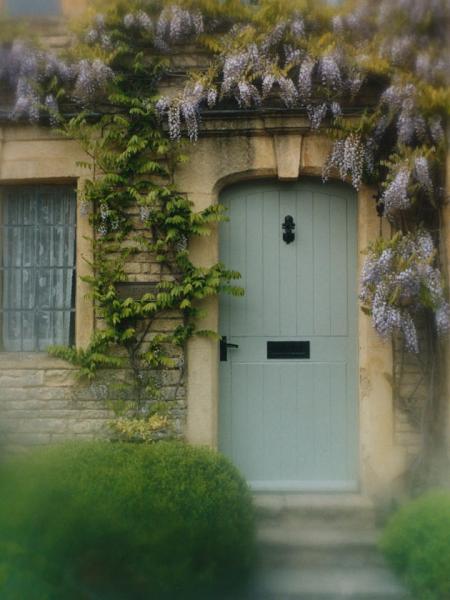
380,490,450,600
0,441,256,600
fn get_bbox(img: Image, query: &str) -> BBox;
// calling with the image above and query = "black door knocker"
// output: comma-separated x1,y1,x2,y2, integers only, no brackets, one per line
282,215,295,244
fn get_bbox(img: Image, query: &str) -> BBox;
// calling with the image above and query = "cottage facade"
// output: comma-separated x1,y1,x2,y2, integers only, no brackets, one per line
0,0,449,504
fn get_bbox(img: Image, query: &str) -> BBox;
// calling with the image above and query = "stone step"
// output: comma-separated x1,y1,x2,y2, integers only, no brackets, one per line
245,495,410,599
242,565,411,599
257,525,385,568
254,494,377,530
257,523,379,547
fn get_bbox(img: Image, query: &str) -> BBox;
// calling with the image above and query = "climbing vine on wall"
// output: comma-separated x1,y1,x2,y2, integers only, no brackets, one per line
0,0,449,465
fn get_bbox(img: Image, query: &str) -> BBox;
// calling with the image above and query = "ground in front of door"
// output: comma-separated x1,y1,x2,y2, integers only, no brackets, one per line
239,495,411,600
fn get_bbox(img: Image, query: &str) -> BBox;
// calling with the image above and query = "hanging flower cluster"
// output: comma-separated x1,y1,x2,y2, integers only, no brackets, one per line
322,134,366,190
72,59,115,106
123,10,153,32
156,80,207,141
0,39,114,122
360,230,449,352
85,13,114,49
0,41,70,122
381,154,434,215
154,4,203,50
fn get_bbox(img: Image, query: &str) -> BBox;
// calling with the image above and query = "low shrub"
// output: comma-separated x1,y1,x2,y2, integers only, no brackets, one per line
0,441,255,600
380,490,450,600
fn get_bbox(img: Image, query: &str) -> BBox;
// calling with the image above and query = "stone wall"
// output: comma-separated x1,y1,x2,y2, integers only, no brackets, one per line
0,352,186,451
0,354,102,449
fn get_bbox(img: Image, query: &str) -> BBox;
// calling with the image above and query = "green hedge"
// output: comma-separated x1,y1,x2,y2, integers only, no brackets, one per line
0,442,256,600
380,490,450,600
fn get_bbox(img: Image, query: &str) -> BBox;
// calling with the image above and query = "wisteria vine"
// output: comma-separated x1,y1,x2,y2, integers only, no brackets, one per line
360,230,449,353
0,1,448,356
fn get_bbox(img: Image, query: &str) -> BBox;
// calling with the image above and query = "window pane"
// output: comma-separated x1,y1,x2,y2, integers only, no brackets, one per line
5,0,60,17
0,185,76,352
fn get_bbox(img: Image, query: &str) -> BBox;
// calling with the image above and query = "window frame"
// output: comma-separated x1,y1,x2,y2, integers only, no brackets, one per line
0,183,78,352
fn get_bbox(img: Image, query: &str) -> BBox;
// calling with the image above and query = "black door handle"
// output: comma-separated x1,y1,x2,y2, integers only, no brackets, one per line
220,336,239,361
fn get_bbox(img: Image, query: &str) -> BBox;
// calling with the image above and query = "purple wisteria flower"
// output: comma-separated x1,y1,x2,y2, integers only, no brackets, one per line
72,59,114,105
414,156,433,195
277,76,297,107
237,81,261,108
347,70,364,97
261,21,287,52
84,13,113,49
168,103,181,140
283,45,302,66
262,73,276,99
360,229,449,351
158,81,206,140
330,101,342,118
381,83,415,111
397,98,426,145
298,56,315,100
222,52,250,95
124,10,153,32
323,134,365,189
429,116,444,145
379,83,430,146
435,303,450,334
382,167,411,213
373,113,390,142
12,78,40,122
290,15,305,38
207,88,218,108
319,54,342,91
307,103,328,129
155,5,203,51
221,44,263,97
44,94,59,125
416,230,435,261
123,13,135,29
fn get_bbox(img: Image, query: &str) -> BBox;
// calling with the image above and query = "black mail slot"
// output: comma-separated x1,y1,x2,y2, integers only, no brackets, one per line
267,341,310,359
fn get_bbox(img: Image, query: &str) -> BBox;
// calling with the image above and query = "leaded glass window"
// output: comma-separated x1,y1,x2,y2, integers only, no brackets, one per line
0,185,76,351
5,0,60,17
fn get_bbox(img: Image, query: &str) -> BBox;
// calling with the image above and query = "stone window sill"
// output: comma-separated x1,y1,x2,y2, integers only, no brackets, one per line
0,352,76,370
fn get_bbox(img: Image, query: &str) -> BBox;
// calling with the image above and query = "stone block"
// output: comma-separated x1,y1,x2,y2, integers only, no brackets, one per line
153,319,181,332
74,409,112,419
161,370,183,386
0,370,44,387
123,262,142,274
0,387,72,403
43,370,77,386
69,420,107,434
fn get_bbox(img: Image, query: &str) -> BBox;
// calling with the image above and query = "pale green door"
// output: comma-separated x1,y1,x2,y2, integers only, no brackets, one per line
219,181,358,491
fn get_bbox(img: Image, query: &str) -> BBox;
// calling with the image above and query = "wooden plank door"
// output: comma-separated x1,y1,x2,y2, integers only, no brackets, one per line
219,181,358,491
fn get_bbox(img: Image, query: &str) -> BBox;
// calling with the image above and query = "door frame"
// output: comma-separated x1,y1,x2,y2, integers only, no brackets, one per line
218,179,359,492
175,127,407,501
